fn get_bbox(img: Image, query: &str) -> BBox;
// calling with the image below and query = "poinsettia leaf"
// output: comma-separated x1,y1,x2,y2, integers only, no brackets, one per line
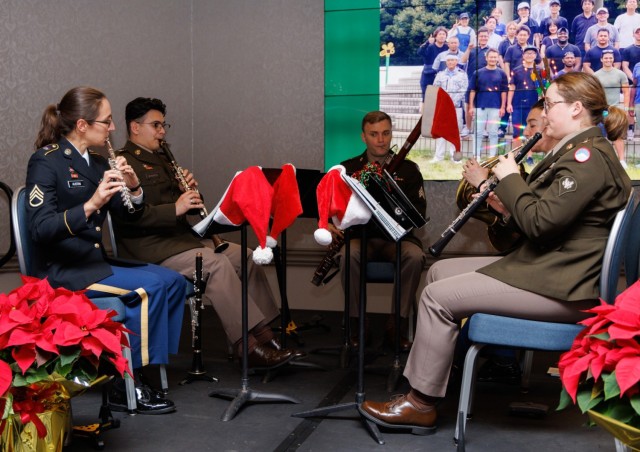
577,388,603,413
24,365,49,384
616,357,640,395
557,387,573,411
603,371,621,400
59,348,80,368
12,345,35,374
89,329,122,356
630,394,640,417
0,360,12,397
609,324,640,340
602,400,636,424
590,332,611,341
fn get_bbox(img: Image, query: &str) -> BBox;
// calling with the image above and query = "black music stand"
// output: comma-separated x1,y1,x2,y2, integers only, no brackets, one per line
209,223,300,421
264,169,332,347
292,227,385,445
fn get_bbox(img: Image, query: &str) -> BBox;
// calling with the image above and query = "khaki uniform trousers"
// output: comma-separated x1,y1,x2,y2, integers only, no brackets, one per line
403,256,598,398
161,240,279,344
341,237,425,318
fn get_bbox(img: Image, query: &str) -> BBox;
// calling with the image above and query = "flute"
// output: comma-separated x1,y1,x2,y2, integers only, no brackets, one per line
428,133,542,257
105,138,135,213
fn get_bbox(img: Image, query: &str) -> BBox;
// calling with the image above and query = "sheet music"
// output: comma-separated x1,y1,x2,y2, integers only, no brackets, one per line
192,170,241,237
341,173,408,242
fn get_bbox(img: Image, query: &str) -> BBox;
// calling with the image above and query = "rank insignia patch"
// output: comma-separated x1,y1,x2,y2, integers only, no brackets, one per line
558,176,577,196
574,148,590,163
29,185,44,207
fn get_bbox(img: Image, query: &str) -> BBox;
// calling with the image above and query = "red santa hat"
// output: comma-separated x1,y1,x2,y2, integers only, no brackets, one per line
421,85,461,153
266,163,303,248
212,166,274,264
314,165,372,246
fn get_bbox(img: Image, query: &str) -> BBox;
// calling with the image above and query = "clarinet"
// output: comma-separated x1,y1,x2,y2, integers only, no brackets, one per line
429,132,542,257
159,140,228,253
187,252,207,376
310,117,424,285
105,138,135,213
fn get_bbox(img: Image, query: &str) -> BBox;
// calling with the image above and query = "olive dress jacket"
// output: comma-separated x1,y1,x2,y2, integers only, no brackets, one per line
478,127,632,301
114,140,203,264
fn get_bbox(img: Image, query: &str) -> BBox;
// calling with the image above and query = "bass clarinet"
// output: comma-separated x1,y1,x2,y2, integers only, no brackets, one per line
159,140,228,253
105,138,135,213
429,132,542,257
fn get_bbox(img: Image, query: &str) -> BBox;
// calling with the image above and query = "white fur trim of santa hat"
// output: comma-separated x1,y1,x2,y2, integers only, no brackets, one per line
211,166,274,264
314,165,371,246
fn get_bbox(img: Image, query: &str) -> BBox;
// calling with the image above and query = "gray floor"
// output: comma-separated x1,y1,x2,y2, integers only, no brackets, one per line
63,308,615,452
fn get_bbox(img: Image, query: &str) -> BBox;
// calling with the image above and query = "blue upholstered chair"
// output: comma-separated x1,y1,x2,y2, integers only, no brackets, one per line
11,186,137,413
454,192,637,446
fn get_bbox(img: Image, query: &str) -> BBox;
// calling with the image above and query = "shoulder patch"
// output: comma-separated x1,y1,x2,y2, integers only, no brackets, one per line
558,176,577,196
43,144,59,155
574,148,590,163
29,185,44,207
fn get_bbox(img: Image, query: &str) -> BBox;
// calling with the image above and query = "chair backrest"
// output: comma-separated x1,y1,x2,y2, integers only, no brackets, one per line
625,193,640,287
11,186,32,275
600,191,636,304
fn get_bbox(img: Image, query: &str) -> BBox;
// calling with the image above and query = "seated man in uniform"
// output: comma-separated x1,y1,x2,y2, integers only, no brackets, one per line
333,111,427,350
113,97,304,369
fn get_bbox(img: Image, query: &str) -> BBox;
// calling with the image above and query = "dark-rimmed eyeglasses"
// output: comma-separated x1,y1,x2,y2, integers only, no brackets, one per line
136,121,171,130
92,119,113,127
543,99,567,113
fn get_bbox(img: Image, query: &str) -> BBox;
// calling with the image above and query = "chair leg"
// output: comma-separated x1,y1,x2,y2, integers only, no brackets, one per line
455,344,485,444
160,365,169,394
122,333,137,414
521,350,533,393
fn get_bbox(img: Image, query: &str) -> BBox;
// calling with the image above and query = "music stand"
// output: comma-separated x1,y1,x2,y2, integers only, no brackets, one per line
292,227,385,445
264,169,332,346
209,223,300,421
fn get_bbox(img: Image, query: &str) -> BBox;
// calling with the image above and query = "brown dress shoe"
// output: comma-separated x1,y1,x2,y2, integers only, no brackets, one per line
266,338,307,360
359,395,437,435
245,344,295,369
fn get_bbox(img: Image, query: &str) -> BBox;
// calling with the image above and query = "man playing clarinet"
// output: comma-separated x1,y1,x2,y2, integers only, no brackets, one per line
113,97,305,369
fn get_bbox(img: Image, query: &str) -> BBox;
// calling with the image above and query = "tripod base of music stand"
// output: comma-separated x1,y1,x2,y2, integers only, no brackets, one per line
210,387,301,422
292,401,385,445
261,359,327,383
179,370,218,386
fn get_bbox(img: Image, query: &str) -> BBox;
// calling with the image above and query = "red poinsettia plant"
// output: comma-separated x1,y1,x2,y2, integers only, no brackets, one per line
558,280,640,427
0,276,130,438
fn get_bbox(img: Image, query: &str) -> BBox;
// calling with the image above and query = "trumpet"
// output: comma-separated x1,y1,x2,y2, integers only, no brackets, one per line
105,138,135,213
159,140,228,253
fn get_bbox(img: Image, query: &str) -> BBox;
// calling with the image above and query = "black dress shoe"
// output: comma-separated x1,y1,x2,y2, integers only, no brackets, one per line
109,384,176,415
267,338,307,360
245,344,295,369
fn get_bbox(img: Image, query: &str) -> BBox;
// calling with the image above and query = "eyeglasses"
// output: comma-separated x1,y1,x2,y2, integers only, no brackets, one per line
544,99,567,113
92,119,113,127
136,121,171,130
